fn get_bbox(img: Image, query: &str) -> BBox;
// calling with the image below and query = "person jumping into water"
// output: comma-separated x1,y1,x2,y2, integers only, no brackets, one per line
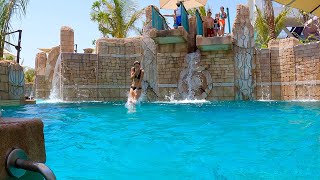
129,61,144,102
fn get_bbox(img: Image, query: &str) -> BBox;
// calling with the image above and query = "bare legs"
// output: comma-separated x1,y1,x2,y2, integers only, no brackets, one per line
129,88,142,102
219,22,225,36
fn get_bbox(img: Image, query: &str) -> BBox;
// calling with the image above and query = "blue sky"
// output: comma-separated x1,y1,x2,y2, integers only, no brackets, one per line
10,0,247,68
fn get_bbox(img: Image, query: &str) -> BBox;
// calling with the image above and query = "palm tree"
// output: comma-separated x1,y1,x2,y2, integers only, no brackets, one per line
188,6,206,16
264,0,276,40
255,5,289,48
0,0,29,58
90,0,144,38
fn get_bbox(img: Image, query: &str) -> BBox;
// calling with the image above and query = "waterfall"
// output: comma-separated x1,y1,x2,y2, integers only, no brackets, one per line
257,54,270,100
185,52,199,99
178,51,212,100
49,54,63,101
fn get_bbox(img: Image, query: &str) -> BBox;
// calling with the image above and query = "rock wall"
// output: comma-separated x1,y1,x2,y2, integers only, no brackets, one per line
255,38,320,100
0,61,10,100
61,53,98,101
157,43,188,100
200,50,235,100
59,38,143,101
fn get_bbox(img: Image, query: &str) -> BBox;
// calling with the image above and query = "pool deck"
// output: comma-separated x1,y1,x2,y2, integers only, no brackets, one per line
0,99,36,106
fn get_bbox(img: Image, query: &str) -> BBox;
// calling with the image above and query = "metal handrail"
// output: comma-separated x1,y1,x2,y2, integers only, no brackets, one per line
227,7,231,34
195,9,203,35
1,30,22,64
151,6,170,30
180,2,189,32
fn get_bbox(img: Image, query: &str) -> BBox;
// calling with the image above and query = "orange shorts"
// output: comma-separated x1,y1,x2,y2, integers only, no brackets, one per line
219,19,225,25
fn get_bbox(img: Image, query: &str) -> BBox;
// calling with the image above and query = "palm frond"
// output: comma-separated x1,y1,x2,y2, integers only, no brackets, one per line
274,7,290,36
90,0,144,38
0,0,29,57
255,5,289,48
124,8,144,37
188,6,206,17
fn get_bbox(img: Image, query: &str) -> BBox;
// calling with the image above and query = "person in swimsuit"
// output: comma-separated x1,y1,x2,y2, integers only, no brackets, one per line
219,6,228,36
205,9,214,37
163,2,181,29
130,61,144,102
213,13,220,36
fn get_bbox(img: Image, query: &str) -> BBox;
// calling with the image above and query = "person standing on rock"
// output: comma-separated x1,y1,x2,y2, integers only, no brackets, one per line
219,6,228,36
129,61,144,103
163,2,182,29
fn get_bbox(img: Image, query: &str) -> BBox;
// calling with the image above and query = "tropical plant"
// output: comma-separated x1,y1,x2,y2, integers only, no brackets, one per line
255,5,289,48
6,55,13,60
188,6,206,16
24,67,35,83
90,0,144,38
264,0,276,40
0,0,29,58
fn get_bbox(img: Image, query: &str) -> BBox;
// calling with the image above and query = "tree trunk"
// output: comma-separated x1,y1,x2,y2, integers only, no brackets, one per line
0,36,4,58
265,0,276,39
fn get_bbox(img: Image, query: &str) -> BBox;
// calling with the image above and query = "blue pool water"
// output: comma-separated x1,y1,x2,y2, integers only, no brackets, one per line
2,101,320,179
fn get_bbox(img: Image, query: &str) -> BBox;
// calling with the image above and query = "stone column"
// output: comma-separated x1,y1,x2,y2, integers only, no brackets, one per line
279,38,299,100
60,26,74,53
232,5,255,100
268,40,281,100
35,52,49,99
255,48,271,100
35,52,47,76
142,5,159,99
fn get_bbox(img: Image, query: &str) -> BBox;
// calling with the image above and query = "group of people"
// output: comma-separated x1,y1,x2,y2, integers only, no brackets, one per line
205,6,227,37
164,3,228,37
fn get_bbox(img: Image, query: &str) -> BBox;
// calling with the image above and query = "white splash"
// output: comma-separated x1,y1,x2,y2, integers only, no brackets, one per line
155,99,209,104
49,54,63,102
162,92,208,104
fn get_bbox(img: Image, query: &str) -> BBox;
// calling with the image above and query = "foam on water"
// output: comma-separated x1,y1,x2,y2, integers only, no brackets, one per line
155,99,209,104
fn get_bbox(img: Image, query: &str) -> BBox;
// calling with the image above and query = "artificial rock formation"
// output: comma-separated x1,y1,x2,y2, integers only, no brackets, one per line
141,5,159,98
46,46,60,86
60,26,74,53
232,4,255,100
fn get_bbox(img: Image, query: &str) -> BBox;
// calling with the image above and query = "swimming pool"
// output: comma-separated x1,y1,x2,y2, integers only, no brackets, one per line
2,101,320,179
